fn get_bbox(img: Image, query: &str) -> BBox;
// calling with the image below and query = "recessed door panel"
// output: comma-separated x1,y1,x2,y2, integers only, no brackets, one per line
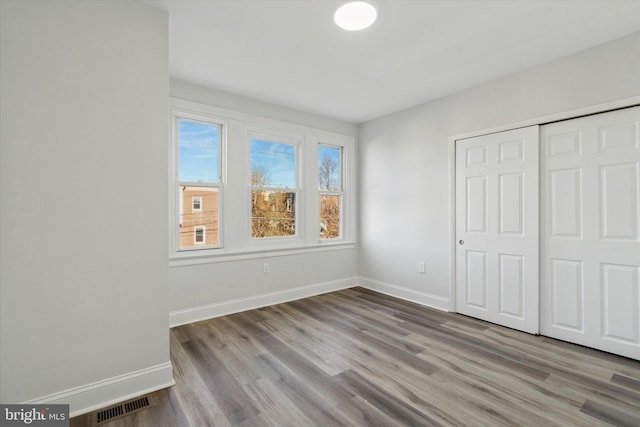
499,173,523,235
550,258,583,331
499,254,523,318
599,122,638,152
499,140,524,163
466,145,487,167
601,263,639,344
548,132,581,158
549,169,582,238
600,163,638,240
466,251,487,309
466,177,487,233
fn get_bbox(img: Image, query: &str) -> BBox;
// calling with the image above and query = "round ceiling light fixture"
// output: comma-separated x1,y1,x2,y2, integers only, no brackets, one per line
334,1,377,31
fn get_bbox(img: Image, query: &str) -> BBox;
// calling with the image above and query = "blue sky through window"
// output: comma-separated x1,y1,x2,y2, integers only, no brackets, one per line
178,120,219,182
318,145,340,189
250,139,296,187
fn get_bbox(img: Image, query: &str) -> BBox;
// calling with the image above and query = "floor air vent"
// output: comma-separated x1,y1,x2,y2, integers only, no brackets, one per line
95,395,152,425
124,396,150,413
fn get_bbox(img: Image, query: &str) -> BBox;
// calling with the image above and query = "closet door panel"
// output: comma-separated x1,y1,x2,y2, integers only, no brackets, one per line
455,126,539,334
541,106,640,360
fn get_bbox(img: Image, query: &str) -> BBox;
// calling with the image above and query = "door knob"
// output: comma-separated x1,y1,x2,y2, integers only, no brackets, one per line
459,240,464,245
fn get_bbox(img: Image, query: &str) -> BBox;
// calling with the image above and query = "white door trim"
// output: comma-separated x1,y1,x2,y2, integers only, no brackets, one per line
448,95,640,312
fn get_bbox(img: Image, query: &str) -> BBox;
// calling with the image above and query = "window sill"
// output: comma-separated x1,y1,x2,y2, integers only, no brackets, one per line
169,241,357,268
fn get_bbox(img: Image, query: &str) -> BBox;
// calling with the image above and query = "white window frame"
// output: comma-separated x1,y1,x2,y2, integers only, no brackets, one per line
170,107,226,256
318,143,344,241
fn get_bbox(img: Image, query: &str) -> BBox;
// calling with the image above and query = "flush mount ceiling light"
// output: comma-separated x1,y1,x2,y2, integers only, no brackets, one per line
334,1,377,31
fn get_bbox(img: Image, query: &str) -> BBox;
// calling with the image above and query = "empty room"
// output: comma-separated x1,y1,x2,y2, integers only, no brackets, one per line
1,0,639,426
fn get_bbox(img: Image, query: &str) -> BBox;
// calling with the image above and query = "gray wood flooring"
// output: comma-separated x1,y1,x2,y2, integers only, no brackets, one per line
72,287,640,426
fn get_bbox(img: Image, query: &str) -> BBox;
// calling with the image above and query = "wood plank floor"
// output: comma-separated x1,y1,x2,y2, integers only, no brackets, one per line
72,287,640,426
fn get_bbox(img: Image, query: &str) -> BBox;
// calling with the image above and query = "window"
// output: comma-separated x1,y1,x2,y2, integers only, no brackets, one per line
194,226,205,244
176,118,222,250
250,138,297,238
170,98,355,263
192,196,202,212
319,144,343,239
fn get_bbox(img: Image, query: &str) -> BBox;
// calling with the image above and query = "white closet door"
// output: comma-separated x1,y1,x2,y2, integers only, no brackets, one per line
541,106,640,360
455,126,539,334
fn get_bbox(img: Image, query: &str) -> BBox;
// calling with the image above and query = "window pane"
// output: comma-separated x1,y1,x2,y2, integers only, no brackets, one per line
320,195,341,239
251,190,295,238
250,139,295,187
318,145,341,190
179,120,219,183
179,186,219,249
192,196,202,211
194,227,205,244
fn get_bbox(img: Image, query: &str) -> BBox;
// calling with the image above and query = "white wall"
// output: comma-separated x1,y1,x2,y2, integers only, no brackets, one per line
0,0,172,414
358,32,640,308
169,80,359,325
171,79,358,137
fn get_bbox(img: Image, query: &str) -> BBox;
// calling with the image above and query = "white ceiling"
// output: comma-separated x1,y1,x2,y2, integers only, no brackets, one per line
143,0,640,123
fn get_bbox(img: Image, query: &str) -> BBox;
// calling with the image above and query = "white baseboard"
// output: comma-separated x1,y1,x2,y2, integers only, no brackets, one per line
25,362,175,418
357,276,450,312
170,277,358,327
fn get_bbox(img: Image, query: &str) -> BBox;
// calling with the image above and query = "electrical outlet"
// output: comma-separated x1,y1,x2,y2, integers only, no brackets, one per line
263,262,270,274
418,262,426,274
